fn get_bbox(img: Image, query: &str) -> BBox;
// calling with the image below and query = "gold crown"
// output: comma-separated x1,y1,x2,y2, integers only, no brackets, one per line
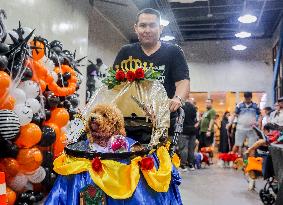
115,56,154,72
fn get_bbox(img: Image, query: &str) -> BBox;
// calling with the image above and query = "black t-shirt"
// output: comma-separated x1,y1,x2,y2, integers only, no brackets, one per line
113,42,189,98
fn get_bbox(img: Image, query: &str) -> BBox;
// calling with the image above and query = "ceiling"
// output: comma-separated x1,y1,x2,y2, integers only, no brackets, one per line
91,0,283,42
168,0,283,41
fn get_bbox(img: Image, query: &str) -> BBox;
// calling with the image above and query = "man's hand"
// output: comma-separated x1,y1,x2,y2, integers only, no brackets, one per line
169,97,182,112
206,131,211,137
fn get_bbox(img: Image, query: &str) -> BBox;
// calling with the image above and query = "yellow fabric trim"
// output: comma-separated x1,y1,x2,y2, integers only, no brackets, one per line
172,153,180,168
53,147,174,199
141,146,172,192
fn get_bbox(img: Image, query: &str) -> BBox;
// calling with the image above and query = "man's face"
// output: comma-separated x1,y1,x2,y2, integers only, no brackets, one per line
134,13,163,47
274,103,279,111
206,100,212,109
244,97,252,104
278,101,283,109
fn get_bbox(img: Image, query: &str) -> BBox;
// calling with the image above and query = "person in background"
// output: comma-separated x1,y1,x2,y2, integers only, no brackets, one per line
214,114,220,148
261,106,273,129
270,98,283,126
219,111,230,153
94,58,108,89
178,99,197,171
96,58,108,78
229,92,261,156
199,99,216,150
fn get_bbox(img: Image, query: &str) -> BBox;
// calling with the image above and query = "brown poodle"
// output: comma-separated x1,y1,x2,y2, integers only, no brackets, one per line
86,104,126,147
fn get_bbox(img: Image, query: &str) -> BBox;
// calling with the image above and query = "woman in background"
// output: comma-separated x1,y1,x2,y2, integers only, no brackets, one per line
219,111,230,153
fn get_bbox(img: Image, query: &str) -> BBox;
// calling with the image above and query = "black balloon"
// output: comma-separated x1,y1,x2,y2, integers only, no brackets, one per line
42,151,53,168
63,100,72,109
21,67,33,81
0,43,9,54
63,72,71,80
68,108,77,120
32,113,42,125
67,94,79,108
0,136,19,158
38,125,56,147
45,109,51,121
0,55,8,70
46,94,60,108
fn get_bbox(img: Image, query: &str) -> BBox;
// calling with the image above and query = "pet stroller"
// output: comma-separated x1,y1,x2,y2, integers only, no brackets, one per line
252,126,279,205
45,80,184,205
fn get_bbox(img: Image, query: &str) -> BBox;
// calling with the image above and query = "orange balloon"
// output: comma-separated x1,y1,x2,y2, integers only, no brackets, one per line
30,40,45,61
0,71,11,96
6,187,16,205
53,131,66,158
17,148,42,173
0,158,20,177
48,108,69,128
0,95,15,110
15,123,42,148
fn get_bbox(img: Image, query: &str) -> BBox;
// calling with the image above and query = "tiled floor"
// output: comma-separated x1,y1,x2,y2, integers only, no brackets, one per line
179,165,265,205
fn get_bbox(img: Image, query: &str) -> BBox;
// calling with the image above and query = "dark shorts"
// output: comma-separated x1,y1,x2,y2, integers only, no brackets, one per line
199,132,214,149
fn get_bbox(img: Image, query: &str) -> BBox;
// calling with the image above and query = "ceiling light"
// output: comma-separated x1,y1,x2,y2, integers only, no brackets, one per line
160,35,175,41
238,14,257,24
160,18,169,27
232,44,247,51
235,31,251,38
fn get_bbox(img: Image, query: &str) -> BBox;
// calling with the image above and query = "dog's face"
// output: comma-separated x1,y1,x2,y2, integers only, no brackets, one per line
233,158,244,170
87,104,126,144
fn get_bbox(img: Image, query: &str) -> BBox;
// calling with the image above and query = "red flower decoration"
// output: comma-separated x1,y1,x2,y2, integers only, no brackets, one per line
135,68,145,79
115,70,125,81
92,157,103,172
140,157,154,170
126,71,136,82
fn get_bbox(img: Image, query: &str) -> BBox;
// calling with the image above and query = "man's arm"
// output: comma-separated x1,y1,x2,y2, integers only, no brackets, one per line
169,79,190,112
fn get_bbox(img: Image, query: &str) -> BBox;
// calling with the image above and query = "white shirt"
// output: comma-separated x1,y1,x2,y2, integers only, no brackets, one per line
270,109,283,126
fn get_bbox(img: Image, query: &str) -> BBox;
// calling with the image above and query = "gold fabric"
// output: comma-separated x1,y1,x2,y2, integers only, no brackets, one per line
82,80,170,146
53,146,173,199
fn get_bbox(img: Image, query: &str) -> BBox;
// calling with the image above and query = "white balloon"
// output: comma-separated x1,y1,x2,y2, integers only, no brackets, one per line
8,173,28,192
25,98,41,113
26,166,46,184
50,71,58,82
14,104,33,125
18,80,40,99
10,88,26,105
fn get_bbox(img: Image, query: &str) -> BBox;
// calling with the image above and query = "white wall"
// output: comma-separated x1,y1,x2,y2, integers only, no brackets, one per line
88,7,128,67
182,38,273,105
0,0,89,108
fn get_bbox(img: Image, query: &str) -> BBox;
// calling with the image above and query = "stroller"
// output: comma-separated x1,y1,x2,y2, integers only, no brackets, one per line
45,80,184,205
252,126,279,205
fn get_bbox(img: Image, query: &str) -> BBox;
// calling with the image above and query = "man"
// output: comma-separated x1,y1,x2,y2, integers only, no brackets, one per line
94,58,108,89
178,99,197,171
113,8,190,112
199,99,216,150
230,92,260,155
270,98,283,126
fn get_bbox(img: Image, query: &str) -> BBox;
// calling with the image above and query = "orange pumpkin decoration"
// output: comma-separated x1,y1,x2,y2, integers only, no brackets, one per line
30,40,45,61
